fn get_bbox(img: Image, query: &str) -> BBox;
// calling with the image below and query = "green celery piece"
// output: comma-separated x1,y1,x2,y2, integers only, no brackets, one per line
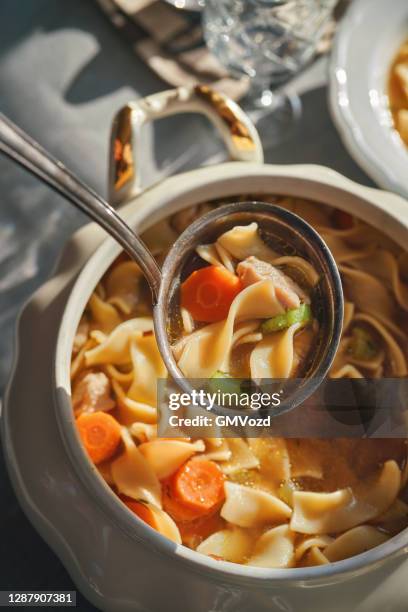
287,303,311,325
261,303,312,334
209,371,242,396
351,327,378,360
261,312,288,332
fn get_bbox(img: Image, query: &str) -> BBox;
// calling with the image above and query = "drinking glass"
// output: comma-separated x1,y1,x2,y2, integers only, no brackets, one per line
165,0,205,9
203,0,337,145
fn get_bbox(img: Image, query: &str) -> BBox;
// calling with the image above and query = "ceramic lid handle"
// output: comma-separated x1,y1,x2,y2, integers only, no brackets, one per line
108,84,264,206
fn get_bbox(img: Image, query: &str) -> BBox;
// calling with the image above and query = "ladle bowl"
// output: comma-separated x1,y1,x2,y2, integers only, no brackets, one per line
155,201,344,414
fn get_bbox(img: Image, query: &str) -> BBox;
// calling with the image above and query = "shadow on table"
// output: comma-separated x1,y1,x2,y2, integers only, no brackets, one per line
264,85,373,187
0,0,372,186
0,446,98,610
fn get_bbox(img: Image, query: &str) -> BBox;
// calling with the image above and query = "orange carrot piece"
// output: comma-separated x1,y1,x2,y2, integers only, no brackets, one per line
178,511,225,548
122,498,157,529
162,481,204,522
171,459,225,514
181,265,242,322
76,411,121,465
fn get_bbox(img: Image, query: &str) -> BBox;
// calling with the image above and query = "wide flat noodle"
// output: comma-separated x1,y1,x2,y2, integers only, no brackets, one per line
247,524,295,568
295,535,333,561
127,334,167,406
217,223,278,262
85,318,154,366
339,265,397,324
371,498,408,533
290,198,332,227
112,379,157,425
196,244,224,268
349,250,408,311
343,302,355,333
395,63,408,99
324,526,389,562
88,292,122,334
105,261,143,315
220,439,260,475
319,233,374,264
201,439,232,462
306,547,329,565
231,321,261,348
73,316,90,354
318,218,399,252
215,243,236,273
291,460,400,534
197,528,253,563
129,422,157,443
71,338,95,380
138,439,204,480
250,322,301,379
197,242,236,274
177,280,284,378
111,428,162,508
221,481,292,527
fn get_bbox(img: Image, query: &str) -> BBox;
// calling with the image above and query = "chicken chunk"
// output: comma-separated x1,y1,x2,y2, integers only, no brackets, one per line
72,371,115,415
236,256,309,309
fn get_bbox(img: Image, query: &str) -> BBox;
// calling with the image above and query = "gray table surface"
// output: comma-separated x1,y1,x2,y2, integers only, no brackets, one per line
0,0,372,609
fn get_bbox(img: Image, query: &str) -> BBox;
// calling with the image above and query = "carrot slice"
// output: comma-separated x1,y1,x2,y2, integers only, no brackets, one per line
76,411,121,465
171,459,225,514
162,483,204,522
181,265,242,322
121,497,157,529
179,512,225,548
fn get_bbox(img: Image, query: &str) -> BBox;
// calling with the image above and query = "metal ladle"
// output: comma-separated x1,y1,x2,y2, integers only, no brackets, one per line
0,113,343,413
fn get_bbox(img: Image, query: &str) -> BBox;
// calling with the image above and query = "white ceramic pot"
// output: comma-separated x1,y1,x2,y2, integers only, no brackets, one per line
16,87,408,611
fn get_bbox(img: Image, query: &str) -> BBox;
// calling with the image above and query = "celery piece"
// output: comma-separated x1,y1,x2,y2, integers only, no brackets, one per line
261,303,312,334
350,327,378,361
209,371,242,396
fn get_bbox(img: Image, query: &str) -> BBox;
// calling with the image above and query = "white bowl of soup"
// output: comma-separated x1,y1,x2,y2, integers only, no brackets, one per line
329,0,408,199
55,86,408,612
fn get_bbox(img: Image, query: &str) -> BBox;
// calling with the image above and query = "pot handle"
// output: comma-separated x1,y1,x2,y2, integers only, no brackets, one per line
108,84,263,206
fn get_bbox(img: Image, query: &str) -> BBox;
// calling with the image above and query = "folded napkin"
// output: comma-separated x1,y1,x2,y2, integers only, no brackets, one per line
96,0,350,100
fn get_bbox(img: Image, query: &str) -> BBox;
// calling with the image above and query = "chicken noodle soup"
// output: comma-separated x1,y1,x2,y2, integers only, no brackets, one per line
388,39,408,146
71,196,408,568
170,221,319,381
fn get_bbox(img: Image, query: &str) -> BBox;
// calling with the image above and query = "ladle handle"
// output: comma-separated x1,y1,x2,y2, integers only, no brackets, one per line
0,112,162,302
